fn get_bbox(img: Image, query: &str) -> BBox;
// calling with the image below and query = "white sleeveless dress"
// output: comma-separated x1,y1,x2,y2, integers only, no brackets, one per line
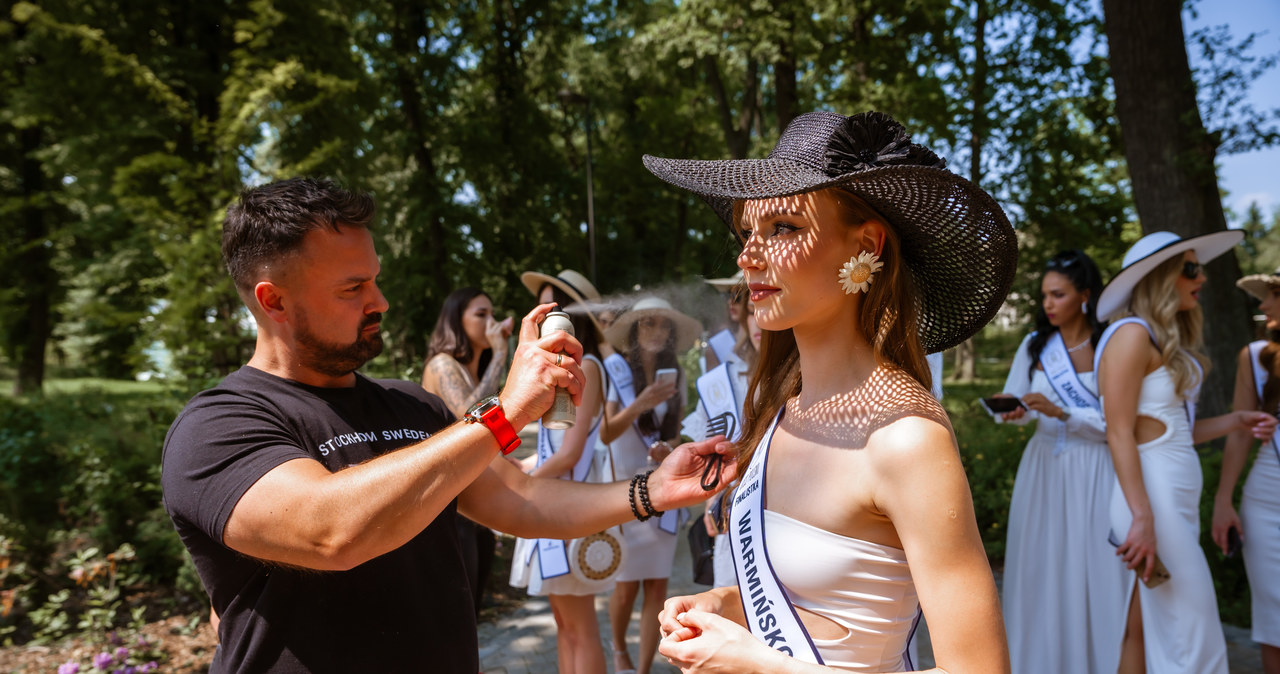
764,510,920,672
1243,342,1280,647
1107,367,1228,673
999,335,1127,673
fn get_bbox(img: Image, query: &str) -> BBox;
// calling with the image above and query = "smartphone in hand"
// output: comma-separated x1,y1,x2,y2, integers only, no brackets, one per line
980,396,1026,416
655,368,678,387
1227,526,1243,559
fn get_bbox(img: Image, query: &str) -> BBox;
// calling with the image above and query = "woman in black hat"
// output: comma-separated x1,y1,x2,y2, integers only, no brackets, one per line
647,111,1014,672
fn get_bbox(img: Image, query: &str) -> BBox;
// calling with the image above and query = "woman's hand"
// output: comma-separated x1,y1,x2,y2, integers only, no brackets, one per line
1234,410,1278,441
1211,499,1244,556
703,507,720,537
635,377,679,412
659,610,782,674
1020,392,1063,420
1118,513,1159,582
486,314,515,353
659,592,726,642
649,440,674,464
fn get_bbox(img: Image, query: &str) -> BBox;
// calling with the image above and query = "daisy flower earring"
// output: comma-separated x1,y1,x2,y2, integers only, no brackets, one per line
838,251,884,295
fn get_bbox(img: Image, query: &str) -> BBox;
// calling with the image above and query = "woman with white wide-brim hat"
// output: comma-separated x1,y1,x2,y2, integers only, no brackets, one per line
649,110,1016,673
1094,229,1277,674
1211,266,1280,674
598,295,701,674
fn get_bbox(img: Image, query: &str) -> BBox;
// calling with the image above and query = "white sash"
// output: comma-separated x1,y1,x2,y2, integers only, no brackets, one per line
1042,332,1100,412
695,362,744,442
529,355,606,578
1247,340,1280,464
707,328,739,366
728,412,824,664
603,353,681,534
1095,316,1201,423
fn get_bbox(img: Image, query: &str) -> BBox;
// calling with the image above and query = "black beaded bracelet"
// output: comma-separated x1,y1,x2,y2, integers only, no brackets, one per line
628,474,651,521
637,469,662,518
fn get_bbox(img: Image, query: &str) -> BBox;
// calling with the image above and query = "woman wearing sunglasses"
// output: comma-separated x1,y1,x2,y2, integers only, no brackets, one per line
1094,230,1277,673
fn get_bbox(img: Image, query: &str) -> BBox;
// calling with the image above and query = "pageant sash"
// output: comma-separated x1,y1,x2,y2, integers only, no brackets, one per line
1042,332,1100,412
707,328,739,367
1247,340,1280,464
728,412,824,664
604,353,680,534
695,362,743,442
1095,316,1200,423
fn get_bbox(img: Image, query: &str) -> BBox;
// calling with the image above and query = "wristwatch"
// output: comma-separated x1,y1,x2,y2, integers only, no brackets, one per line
464,396,521,455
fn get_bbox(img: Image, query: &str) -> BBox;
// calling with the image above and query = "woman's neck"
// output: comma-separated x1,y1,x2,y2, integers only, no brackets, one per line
1057,316,1091,349
641,350,658,381
790,308,878,408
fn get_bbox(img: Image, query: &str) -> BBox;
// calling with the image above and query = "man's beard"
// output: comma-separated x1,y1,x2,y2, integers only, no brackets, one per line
294,308,385,378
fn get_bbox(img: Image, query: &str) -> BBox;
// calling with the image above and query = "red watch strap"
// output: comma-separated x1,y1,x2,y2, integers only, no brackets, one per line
479,404,521,455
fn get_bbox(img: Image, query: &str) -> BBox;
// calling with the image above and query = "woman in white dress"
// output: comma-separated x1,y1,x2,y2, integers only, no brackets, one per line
992,250,1127,673
508,269,612,674
1095,230,1277,674
600,296,702,674
1211,267,1280,674
646,110,1014,673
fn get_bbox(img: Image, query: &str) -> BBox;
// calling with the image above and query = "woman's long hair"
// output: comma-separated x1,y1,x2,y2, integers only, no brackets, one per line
625,319,682,441
1260,331,1280,414
426,287,493,376
1125,255,1208,398
1026,250,1105,380
734,188,932,470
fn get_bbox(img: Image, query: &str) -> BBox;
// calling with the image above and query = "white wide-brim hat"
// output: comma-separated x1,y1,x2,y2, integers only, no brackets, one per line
605,297,704,353
520,269,606,341
1096,230,1244,321
1237,267,1280,301
704,270,744,292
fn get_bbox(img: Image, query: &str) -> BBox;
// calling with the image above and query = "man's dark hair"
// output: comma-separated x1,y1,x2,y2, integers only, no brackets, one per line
222,177,376,296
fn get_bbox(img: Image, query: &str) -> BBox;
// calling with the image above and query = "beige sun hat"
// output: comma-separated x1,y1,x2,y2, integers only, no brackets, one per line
1096,230,1244,321
519,269,606,341
1238,267,1280,301
605,297,704,353
704,270,744,292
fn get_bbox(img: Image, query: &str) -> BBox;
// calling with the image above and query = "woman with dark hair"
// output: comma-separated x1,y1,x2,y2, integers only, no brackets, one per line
600,296,702,674
421,287,513,416
508,269,613,674
990,250,1127,673
421,286,513,621
647,111,1014,672
1095,231,1275,673
1211,267,1280,674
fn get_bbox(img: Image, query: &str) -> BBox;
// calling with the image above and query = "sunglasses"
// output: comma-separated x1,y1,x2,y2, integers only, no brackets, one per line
1181,260,1202,280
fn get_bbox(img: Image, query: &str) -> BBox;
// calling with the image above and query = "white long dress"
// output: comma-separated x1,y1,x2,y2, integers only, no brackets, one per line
1108,367,1228,673
1243,341,1280,647
999,334,1127,674
607,377,682,582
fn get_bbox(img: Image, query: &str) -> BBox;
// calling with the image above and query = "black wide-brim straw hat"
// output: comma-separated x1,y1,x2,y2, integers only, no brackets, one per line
642,110,1018,353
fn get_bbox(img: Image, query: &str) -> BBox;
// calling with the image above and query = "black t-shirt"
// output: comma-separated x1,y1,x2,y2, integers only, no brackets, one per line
161,366,475,673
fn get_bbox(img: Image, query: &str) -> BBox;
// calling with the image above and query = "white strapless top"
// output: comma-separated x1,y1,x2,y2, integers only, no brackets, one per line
764,509,921,672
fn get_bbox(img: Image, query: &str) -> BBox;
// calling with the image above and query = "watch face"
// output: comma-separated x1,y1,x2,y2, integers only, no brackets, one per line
467,395,501,420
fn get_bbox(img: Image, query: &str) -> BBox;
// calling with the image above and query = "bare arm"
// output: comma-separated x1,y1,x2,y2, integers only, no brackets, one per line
874,418,1009,674
1212,347,1258,553
223,304,582,571
1099,323,1158,580
529,359,604,479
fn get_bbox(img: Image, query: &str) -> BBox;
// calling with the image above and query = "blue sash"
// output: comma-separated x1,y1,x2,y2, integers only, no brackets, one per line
603,353,680,534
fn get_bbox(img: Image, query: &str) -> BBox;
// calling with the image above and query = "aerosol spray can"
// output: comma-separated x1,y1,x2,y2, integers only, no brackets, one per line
541,310,576,430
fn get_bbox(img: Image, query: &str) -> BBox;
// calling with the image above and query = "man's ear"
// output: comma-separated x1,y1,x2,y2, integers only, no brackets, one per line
254,281,289,324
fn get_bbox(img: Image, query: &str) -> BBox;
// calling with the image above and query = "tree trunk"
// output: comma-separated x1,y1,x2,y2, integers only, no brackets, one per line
1102,0,1250,415
14,126,53,396
953,0,989,383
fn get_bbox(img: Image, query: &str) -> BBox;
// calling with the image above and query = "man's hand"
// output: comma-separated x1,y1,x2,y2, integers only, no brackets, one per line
647,437,738,511
499,304,585,429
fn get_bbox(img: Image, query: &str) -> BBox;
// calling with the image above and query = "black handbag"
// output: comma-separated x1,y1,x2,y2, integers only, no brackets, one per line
687,520,716,586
